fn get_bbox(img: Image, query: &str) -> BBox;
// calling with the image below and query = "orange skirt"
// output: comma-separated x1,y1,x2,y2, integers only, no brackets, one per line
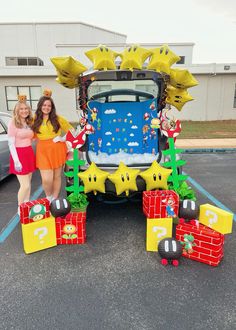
36,139,67,170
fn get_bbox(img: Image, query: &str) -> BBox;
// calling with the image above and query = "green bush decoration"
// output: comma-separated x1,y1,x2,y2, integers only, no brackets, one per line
67,192,89,211
168,181,196,201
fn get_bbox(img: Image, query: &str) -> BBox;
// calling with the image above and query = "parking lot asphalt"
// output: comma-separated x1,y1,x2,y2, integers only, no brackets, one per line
0,153,236,330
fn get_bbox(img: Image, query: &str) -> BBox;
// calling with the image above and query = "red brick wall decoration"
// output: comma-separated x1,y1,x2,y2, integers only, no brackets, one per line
20,198,50,224
143,190,179,219
176,222,224,267
56,211,86,245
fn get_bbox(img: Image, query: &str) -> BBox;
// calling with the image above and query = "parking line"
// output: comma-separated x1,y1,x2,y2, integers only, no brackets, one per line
0,185,43,243
184,172,236,221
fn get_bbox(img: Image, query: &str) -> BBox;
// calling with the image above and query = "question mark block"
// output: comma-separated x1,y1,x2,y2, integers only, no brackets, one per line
21,216,57,254
146,218,173,252
199,204,233,234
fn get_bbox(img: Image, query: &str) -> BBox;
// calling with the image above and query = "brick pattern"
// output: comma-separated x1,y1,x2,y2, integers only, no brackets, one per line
143,190,179,219
56,212,86,245
20,198,50,224
176,223,224,267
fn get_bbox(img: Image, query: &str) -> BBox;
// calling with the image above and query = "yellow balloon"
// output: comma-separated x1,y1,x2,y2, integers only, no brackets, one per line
78,162,109,195
108,162,140,196
170,68,198,89
165,85,194,111
147,44,180,74
85,44,119,70
120,45,151,71
139,161,172,191
56,74,78,89
51,56,87,78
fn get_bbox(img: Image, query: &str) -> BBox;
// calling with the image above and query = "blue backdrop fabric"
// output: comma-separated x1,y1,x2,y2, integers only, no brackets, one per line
87,98,159,156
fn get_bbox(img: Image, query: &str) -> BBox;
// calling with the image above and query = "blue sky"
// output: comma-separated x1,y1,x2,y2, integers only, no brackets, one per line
1,0,236,63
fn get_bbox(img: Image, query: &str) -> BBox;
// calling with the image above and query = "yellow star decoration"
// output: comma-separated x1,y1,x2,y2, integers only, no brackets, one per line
51,56,87,78
108,162,140,196
147,44,180,74
120,45,151,71
170,68,198,89
166,85,194,111
139,161,172,191
85,44,119,70
78,162,109,195
56,73,78,89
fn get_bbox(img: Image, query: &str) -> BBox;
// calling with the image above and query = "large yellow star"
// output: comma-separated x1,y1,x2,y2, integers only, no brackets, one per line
108,162,140,196
120,45,151,71
139,161,172,191
170,68,198,89
51,56,87,78
56,73,78,89
78,162,109,195
166,86,194,111
147,44,180,74
85,44,119,70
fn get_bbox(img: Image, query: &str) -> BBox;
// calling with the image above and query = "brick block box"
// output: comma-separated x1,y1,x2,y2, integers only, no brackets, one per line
56,211,86,245
20,198,50,224
143,190,179,219
176,222,224,267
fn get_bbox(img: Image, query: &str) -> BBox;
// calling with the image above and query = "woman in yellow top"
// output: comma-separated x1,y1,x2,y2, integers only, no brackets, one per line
32,91,73,202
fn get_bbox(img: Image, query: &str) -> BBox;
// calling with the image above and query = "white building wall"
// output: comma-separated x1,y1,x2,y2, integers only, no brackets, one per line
0,22,127,66
170,73,236,121
0,76,79,122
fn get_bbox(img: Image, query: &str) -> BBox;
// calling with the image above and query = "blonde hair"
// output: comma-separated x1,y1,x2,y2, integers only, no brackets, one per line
13,101,33,128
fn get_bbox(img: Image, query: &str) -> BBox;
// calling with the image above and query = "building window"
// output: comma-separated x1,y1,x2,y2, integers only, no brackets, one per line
5,57,44,66
5,86,41,111
234,84,236,108
176,56,185,64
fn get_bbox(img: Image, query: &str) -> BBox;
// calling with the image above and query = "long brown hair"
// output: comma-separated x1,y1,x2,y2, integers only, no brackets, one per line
32,96,60,134
13,102,33,128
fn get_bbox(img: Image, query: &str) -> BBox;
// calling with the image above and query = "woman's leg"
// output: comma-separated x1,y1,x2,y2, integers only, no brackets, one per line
16,174,32,205
40,169,54,199
24,173,32,202
52,166,63,199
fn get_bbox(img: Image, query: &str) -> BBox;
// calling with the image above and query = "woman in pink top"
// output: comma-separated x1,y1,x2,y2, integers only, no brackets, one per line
8,96,36,209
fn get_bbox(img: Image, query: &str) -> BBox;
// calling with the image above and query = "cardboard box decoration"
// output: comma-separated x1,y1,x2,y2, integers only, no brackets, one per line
146,217,173,252
143,190,179,219
21,216,57,254
199,204,233,235
20,198,50,224
56,211,86,245
176,222,224,267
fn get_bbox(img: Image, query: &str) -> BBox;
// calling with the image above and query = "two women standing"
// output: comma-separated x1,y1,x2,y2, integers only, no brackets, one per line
8,90,73,212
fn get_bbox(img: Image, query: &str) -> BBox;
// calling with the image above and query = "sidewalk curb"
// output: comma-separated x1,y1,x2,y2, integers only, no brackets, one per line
182,148,236,153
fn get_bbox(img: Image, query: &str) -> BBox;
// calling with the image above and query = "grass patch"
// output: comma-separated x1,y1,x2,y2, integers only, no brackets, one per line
179,120,236,139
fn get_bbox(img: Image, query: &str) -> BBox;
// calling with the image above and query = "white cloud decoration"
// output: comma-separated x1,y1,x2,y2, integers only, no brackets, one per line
104,109,116,114
128,142,139,146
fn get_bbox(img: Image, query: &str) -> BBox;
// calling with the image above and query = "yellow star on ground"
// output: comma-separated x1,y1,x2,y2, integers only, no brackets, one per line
147,44,180,74
85,44,119,70
139,161,172,191
166,86,194,111
108,162,140,196
170,68,198,89
51,56,87,78
78,162,109,195
120,45,151,71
